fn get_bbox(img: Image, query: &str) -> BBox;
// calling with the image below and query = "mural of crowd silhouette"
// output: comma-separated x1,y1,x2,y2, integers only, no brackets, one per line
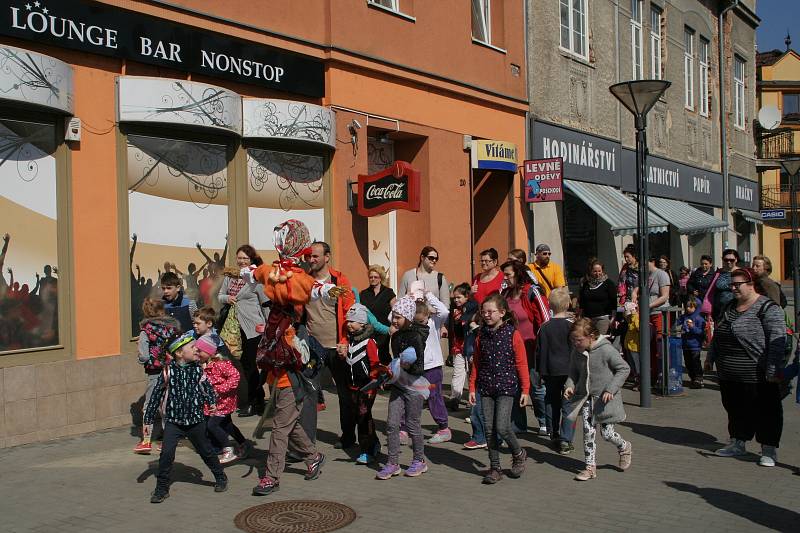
0,233,60,352
129,233,228,336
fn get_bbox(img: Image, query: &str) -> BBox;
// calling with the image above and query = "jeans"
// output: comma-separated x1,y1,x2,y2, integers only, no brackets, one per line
156,421,224,493
719,379,783,447
207,414,246,453
482,395,521,470
470,392,486,445
529,367,547,428
386,387,425,464
543,375,568,441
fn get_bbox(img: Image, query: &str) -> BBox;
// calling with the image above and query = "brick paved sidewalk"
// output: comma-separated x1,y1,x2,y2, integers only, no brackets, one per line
0,372,798,533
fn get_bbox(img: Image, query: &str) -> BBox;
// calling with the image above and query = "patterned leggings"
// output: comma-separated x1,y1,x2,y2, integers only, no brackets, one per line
581,398,627,467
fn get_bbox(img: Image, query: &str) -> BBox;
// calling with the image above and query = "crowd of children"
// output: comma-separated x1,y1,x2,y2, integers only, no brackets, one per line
134,253,648,503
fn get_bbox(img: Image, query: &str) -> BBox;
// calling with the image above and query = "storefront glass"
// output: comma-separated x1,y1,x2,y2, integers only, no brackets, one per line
0,119,59,352
127,134,229,336
246,148,326,260
564,191,596,290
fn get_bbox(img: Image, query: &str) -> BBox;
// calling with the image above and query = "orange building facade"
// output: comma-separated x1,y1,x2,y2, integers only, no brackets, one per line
0,0,528,446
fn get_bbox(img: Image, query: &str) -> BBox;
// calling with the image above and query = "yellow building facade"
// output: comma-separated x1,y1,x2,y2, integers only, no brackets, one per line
757,46,800,281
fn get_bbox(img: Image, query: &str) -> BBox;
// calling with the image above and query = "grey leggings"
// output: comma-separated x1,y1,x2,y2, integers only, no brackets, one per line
386,387,425,464
482,395,521,469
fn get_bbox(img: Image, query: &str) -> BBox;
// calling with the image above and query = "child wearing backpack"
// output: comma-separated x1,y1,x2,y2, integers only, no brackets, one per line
337,303,381,464
195,335,250,465
448,283,479,410
134,298,180,455
377,295,428,479
468,294,531,484
564,318,632,481
144,333,227,503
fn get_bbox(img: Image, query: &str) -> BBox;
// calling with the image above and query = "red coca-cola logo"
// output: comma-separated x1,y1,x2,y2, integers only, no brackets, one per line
356,161,420,217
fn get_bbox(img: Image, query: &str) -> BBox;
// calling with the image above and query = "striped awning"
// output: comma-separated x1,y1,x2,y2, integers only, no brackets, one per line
647,196,728,235
736,209,764,225
564,180,668,236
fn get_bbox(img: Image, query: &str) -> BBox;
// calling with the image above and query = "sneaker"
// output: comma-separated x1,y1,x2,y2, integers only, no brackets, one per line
463,440,488,450
398,430,409,445
482,468,502,484
689,379,704,389
537,426,549,437
558,441,574,455
252,476,279,496
758,445,777,467
355,453,370,465
404,460,428,477
574,466,597,481
464,417,471,424
715,439,747,457
219,447,238,465
508,449,527,478
150,490,169,503
375,463,401,480
619,441,632,471
133,441,152,455
304,453,325,480
428,428,452,444
214,473,228,493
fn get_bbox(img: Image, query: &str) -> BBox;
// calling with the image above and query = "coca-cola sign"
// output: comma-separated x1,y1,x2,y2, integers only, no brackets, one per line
357,161,421,217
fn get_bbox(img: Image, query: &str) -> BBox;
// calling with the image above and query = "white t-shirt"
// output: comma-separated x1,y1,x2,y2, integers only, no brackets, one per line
648,269,671,315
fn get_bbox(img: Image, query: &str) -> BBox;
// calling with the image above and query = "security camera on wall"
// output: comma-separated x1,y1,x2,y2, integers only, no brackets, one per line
349,119,362,131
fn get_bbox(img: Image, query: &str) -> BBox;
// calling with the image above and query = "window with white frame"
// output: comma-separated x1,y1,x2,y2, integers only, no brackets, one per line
560,0,588,58
369,0,398,11
631,0,643,79
699,37,710,116
650,5,662,79
684,27,695,110
472,0,491,44
734,55,746,129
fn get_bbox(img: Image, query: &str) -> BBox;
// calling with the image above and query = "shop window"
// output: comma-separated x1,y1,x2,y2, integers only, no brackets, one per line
564,191,596,291
369,0,398,10
560,0,588,59
0,119,60,353
631,0,643,80
126,134,229,336
246,148,326,261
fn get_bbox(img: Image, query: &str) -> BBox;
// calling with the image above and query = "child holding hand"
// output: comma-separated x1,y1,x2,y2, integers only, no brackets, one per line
468,294,531,485
564,318,632,481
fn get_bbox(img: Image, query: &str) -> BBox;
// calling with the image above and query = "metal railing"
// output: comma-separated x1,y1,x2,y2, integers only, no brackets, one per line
758,129,795,159
761,184,800,209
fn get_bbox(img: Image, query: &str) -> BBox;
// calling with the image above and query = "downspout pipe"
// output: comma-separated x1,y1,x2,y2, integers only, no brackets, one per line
719,0,740,250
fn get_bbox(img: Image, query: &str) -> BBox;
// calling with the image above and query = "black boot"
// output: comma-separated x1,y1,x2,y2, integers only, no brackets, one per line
214,473,228,493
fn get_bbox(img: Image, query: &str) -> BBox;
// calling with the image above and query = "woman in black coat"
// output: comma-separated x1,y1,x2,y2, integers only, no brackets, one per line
359,265,396,364
578,260,617,335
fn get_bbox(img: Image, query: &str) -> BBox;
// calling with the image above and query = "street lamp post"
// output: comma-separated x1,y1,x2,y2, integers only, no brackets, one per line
781,157,800,324
610,80,671,408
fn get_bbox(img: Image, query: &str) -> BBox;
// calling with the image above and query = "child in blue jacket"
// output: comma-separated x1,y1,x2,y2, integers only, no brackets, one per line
677,298,705,389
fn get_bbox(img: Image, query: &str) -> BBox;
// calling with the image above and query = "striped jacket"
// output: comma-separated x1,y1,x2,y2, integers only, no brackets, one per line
144,360,217,426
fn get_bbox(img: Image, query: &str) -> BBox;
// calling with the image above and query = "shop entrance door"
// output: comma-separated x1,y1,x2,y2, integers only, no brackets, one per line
366,138,398,290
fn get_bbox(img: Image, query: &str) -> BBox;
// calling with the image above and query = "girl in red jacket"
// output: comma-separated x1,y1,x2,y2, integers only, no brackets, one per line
195,335,250,464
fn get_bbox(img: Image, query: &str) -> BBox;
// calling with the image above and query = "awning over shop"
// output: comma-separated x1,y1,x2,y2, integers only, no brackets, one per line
736,209,764,225
564,180,668,236
647,197,728,235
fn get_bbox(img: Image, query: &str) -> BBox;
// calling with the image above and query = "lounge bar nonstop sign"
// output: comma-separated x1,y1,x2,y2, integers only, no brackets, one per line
0,0,324,97
357,161,421,217
523,158,563,203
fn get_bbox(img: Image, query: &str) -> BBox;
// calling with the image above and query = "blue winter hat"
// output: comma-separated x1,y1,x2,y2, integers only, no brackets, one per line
167,332,195,354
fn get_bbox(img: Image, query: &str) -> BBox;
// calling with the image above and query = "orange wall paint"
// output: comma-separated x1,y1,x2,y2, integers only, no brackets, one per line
70,54,123,358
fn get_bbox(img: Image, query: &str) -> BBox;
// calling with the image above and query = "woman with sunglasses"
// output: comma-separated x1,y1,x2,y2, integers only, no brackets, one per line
706,249,740,323
471,248,504,305
705,267,786,467
399,246,450,308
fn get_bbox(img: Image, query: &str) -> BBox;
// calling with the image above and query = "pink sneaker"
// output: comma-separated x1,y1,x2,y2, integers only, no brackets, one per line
375,463,401,480
428,428,451,444
404,460,428,477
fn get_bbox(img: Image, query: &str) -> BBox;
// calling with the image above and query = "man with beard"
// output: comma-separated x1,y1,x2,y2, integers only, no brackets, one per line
306,241,356,449
528,244,566,298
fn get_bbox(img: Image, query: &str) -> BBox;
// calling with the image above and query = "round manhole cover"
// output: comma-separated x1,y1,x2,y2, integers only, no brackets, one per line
234,500,357,533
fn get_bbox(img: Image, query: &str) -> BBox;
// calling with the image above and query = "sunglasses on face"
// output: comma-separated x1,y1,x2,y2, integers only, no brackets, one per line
539,252,551,256
723,257,737,263
426,255,439,262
